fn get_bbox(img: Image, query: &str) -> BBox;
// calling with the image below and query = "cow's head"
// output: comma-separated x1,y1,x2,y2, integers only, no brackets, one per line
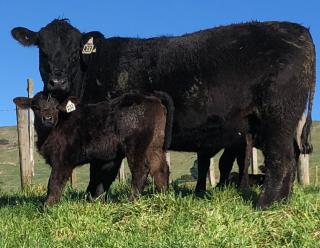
11,19,100,98
13,92,80,129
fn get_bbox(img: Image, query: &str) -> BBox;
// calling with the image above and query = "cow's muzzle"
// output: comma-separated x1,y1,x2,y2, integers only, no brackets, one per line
47,77,69,92
49,78,67,87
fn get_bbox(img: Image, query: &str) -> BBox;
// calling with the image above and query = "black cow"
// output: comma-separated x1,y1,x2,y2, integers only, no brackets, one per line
12,20,315,208
13,92,173,205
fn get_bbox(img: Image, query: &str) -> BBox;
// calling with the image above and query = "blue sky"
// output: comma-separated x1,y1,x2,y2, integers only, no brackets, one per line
1,0,319,126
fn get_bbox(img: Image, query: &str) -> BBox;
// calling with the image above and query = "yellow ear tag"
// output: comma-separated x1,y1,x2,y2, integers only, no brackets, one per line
66,100,76,113
82,37,96,54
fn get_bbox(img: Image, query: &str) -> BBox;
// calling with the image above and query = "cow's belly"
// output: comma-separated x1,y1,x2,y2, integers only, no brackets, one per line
169,107,246,152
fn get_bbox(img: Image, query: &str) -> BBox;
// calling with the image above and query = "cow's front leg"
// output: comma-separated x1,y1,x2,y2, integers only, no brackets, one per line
45,163,73,206
216,147,237,187
86,159,123,201
195,150,213,195
239,134,253,189
86,161,105,200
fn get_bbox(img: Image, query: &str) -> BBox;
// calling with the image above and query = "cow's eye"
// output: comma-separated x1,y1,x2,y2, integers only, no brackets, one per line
70,52,79,63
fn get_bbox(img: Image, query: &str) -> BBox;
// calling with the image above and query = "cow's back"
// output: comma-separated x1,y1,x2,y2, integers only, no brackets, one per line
82,21,315,152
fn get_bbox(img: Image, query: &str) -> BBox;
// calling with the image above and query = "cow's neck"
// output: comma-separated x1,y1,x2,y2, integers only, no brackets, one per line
70,69,86,100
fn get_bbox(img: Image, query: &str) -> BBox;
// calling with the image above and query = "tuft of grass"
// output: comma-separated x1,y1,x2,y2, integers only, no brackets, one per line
0,183,319,247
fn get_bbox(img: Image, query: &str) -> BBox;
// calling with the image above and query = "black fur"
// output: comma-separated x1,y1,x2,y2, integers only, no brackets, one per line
12,20,316,209
14,92,171,205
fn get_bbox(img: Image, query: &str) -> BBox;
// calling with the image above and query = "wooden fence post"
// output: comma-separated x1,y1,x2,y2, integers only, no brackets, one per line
118,160,126,181
70,169,77,188
16,106,32,189
27,79,35,177
15,79,35,189
166,152,171,182
251,148,258,174
296,114,310,185
298,154,310,185
208,158,216,187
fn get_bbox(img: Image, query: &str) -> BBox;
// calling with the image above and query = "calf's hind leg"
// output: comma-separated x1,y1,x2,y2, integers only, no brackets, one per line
127,153,150,201
148,151,170,192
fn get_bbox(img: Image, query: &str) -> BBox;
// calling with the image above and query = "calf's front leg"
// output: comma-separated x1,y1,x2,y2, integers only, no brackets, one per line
45,163,73,206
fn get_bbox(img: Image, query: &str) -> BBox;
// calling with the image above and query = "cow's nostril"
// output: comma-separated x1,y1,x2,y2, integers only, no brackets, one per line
49,80,55,86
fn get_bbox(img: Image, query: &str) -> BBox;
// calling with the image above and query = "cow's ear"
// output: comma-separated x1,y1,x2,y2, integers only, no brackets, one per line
80,32,104,64
13,97,32,109
11,27,38,46
58,96,81,113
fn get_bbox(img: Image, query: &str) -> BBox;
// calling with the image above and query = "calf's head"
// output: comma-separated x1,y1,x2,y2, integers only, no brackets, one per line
13,92,79,129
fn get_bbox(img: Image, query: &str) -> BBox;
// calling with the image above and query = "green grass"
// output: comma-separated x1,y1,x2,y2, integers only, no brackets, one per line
0,184,319,247
0,124,320,247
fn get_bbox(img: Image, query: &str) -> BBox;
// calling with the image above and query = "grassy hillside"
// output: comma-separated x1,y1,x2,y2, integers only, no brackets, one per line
0,122,319,191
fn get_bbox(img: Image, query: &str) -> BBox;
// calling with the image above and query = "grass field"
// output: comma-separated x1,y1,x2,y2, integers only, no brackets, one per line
0,123,319,247
0,184,319,247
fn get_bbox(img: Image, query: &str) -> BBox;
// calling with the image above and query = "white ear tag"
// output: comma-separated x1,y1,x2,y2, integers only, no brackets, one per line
66,100,76,113
82,37,96,54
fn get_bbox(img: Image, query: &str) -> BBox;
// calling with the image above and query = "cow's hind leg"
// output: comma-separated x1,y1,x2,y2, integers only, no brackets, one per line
239,134,253,189
216,147,237,187
278,139,300,200
100,158,123,200
195,149,218,195
257,130,295,209
86,161,105,200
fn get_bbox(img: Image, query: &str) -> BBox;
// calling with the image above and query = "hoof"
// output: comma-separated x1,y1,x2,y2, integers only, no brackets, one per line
256,194,274,210
128,194,137,202
194,190,206,198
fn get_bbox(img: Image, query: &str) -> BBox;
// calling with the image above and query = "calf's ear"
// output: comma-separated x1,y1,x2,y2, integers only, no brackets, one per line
13,97,32,109
11,27,38,46
57,96,81,113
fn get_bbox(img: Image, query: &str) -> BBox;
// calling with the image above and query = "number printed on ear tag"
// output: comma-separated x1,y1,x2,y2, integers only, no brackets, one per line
82,37,96,54
66,100,76,113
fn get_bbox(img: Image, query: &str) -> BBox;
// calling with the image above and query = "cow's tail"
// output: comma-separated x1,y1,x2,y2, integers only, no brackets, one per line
300,31,316,154
154,91,174,150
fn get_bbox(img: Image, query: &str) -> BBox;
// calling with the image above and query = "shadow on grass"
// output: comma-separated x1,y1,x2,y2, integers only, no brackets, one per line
171,175,260,204
237,186,260,205
0,194,44,208
0,177,265,209
0,187,90,208
301,185,320,194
